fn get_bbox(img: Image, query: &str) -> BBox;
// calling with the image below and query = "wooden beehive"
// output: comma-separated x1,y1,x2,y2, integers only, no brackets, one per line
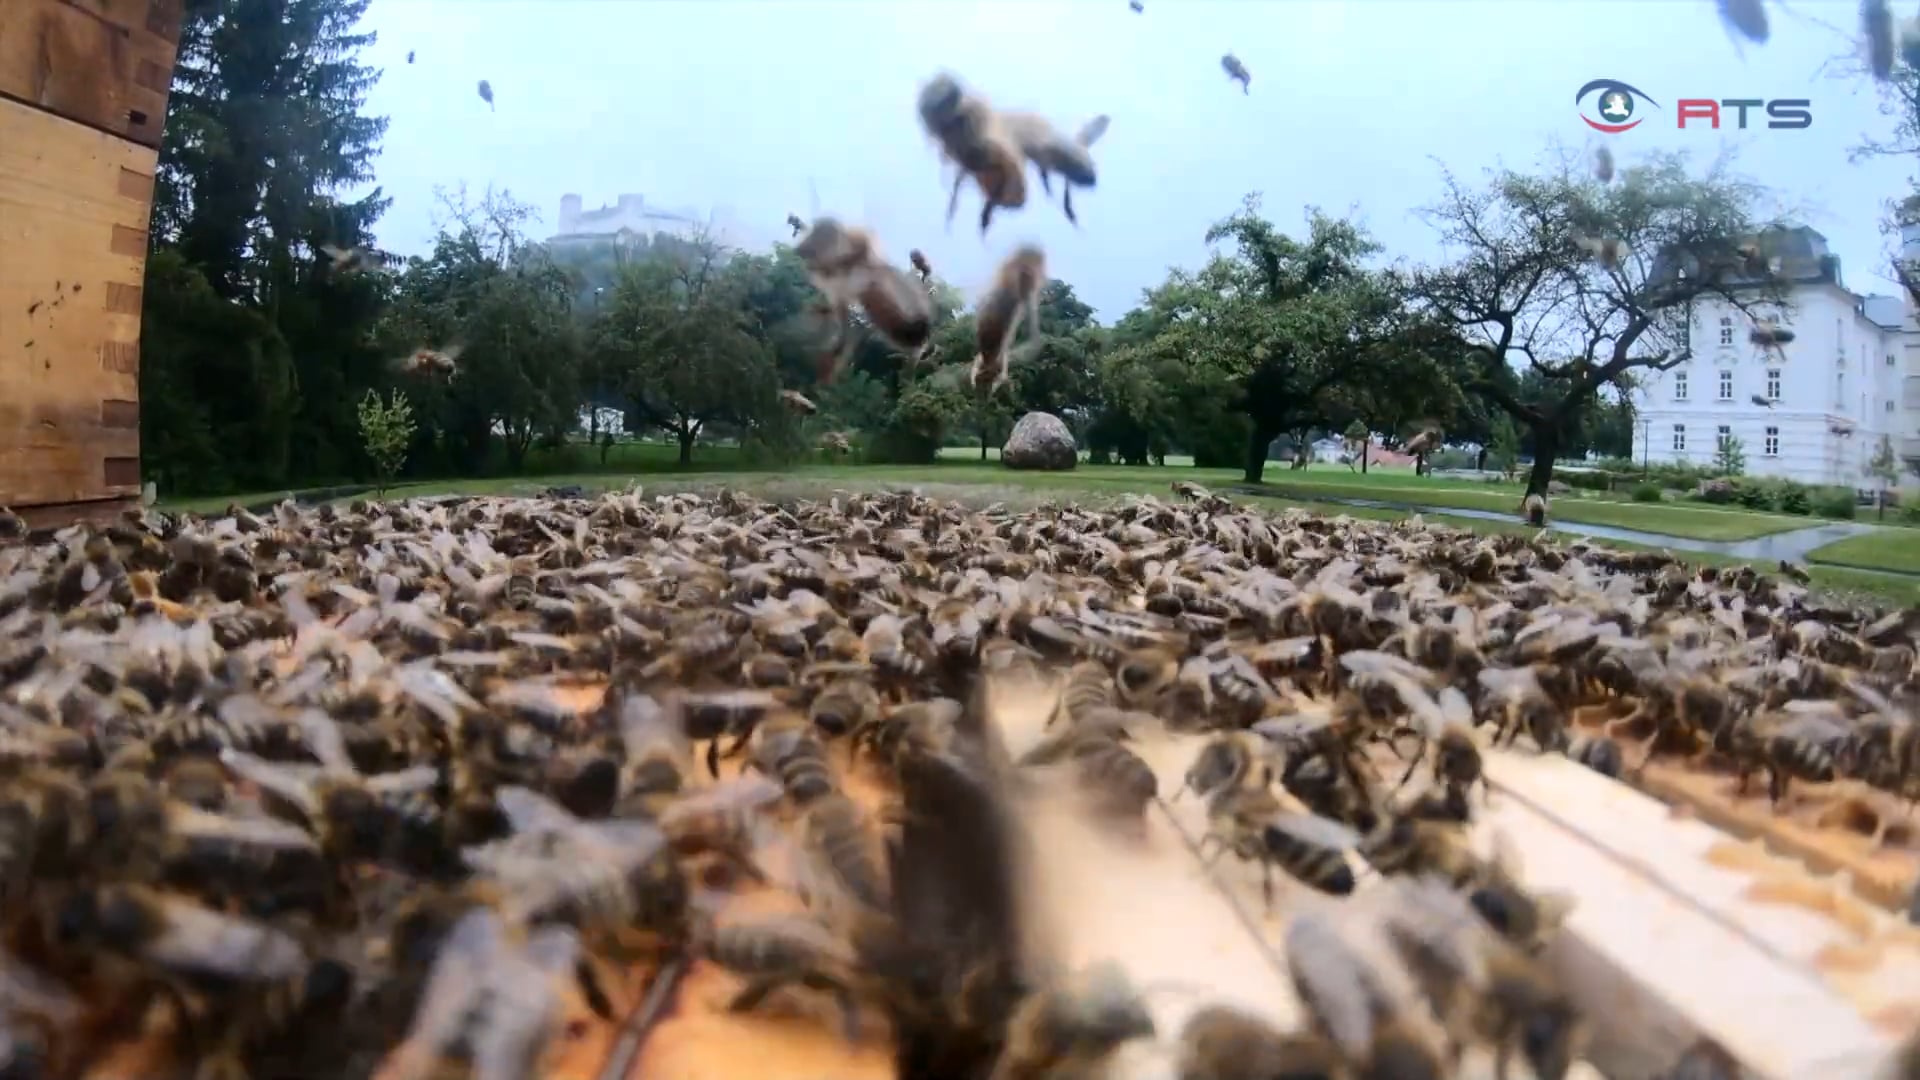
0,0,184,524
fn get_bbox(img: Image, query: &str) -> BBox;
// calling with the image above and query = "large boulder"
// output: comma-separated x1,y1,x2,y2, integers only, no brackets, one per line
1001,411,1078,471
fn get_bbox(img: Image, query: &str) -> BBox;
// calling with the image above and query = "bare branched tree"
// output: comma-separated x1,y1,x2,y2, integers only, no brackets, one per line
1412,149,1790,495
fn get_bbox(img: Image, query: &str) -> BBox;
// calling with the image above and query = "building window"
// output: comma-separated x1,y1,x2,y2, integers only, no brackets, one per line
1764,426,1779,456
1719,316,1734,346
1718,369,1733,400
1672,424,1687,452
1765,368,1780,399
1674,371,1689,401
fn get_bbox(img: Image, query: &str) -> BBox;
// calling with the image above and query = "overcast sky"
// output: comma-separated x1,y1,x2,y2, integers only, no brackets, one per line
357,0,1916,320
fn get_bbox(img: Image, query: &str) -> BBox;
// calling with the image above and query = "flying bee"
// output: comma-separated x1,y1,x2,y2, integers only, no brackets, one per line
1175,1004,1347,1080
1726,703,1852,805
1592,145,1615,183
909,248,933,284
42,882,310,991
1284,911,1450,1080
786,212,807,237
319,244,379,275
998,111,1111,225
793,791,890,916
972,245,1047,395
610,691,693,815
1717,0,1769,44
1220,53,1251,94
1868,0,1897,82
1574,234,1626,271
217,744,448,875
744,710,837,804
1750,317,1795,346
991,961,1158,1080
780,389,819,415
394,345,461,378
1200,786,1362,904
699,912,873,1043
793,218,934,383
1061,737,1160,824
1475,665,1569,754
918,72,1027,234
862,613,928,679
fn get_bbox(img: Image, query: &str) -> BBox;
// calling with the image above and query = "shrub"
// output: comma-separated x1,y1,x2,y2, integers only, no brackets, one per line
1901,503,1920,525
1631,483,1663,503
1811,487,1857,520
1773,482,1811,516
1561,469,1614,493
1694,478,1736,504
356,389,415,496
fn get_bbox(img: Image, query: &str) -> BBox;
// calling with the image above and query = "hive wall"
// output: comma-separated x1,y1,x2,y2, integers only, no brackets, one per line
0,0,184,521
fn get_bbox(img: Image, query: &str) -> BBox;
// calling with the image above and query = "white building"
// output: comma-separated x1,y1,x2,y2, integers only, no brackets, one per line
546,193,773,255
1629,225,1920,494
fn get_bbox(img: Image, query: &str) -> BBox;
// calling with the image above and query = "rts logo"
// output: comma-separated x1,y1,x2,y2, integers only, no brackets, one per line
1576,78,1812,132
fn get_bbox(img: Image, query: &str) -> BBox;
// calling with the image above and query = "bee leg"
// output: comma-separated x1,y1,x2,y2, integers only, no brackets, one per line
1036,166,1053,196
1394,740,1427,791
705,739,724,780
799,973,862,1043
1767,769,1788,809
725,974,790,1015
979,200,995,236
945,173,966,231
1062,185,1078,227
575,957,616,1021
1259,859,1275,912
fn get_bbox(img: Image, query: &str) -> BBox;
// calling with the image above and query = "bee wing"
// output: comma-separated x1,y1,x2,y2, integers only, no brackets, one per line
1282,914,1377,1057
1437,686,1472,728
140,892,309,981
1268,810,1363,852
365,764,440,797
391,907,510,1075
169,804,320,853
659,775,784,826
291,708,355,774
618,691,692,762
575,819,670,866
469,928,579,1080
495,784,583,835
218,749,323,820
1075,114,1111,148
320,244,346,260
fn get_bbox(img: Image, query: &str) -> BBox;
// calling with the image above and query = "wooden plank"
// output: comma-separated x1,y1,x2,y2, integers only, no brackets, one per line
1483,751,1910,1079
0,95,152,507
1569,705,1920,911
0,0,185,148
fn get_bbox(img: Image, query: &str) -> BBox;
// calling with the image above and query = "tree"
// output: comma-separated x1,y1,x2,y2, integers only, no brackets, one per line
1412,150,1785,496
1487,413,1521,480
1714,433,1746,477
595,231,779,465
1867,434,1901,519
357,389,416,495
1342,419,1369,474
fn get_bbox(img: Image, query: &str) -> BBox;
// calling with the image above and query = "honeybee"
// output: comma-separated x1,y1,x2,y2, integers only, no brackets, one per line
657,775,782,885
1750,317,1796,346
794,218,935,383
1520,493,1550,527
1175,1004,1348,1080
320,244,378,275
918,72,1027,234
744,711,837,804
1220,53,1251,94
972,245,1048,395
1393,682,1483,808
1200,786,1361,903
699,912,873,1042
1284,911,1450,1079
1723,702,1851,805
1592,145,1615,183
1359,813,1482,887
1475,665,1569,754
384,905,582,1080
794,791,890,916
787,213,807,237
910,248,933,284
613,691,694,813
780,389,819,415
1573,235,1626,270
998,111,1111,225
1564,734,1624,779
1182,731,1279,800
990,961,1157,1080
394,345,461,378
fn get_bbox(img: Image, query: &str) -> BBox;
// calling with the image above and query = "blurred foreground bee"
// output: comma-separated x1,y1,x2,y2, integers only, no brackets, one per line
699,912,873,1042
1749,317,1795,346
918,72,1027,234
1176,1005,1346,1080
1220,54,1251,94
1574,234,1626,270
909,249,933,284
780,389,819,415
1284,911,1449,1078
972,245,1047,395
1592,145,1615,183
991,961,1157,1080
1201,786,1361,903
320,244,378,275
787,213,807,237
999,111,1111,225
1520,494,1548,528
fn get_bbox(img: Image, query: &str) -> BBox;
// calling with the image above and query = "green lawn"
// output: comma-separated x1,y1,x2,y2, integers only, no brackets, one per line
1806,531,1920,576
159,462,1918,610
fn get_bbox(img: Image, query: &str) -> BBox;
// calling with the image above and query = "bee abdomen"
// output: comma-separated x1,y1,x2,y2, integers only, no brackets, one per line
1565,735,1623,779
1260,822,1356,896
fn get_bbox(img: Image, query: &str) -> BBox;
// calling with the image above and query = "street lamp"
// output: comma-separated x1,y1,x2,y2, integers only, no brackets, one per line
1640,417,1651,474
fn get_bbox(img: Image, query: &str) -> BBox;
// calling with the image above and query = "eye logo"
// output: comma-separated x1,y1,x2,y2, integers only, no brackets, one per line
1576,78,1658,134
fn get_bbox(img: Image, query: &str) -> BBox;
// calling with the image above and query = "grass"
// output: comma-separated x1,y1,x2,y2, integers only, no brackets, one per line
1806,531,1920,577
159,459,1920,610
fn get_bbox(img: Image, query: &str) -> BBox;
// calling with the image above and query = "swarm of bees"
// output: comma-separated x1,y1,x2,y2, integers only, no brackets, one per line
0,480,1913,1078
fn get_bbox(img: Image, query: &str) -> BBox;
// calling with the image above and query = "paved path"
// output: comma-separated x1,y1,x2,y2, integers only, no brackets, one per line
1257,491,1913,576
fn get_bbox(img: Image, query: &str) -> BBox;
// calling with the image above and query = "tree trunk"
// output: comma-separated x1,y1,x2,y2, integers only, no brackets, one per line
1243,424,1279,484
677,425,695,466
1361,441,1370,475
1525,425,1558,497
1475,447,1487,472
980,425,989,462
